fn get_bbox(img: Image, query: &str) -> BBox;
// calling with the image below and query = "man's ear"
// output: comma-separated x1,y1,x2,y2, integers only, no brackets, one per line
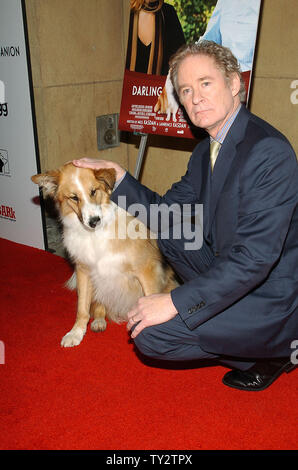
94,168,116,194
229,72,241,97
31,170,60,198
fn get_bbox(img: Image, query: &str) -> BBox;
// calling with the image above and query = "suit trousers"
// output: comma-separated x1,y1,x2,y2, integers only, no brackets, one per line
133,235,255,371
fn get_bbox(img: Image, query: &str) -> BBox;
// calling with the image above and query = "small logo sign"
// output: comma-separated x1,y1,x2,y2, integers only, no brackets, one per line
0,149,11,176
0,203,16,221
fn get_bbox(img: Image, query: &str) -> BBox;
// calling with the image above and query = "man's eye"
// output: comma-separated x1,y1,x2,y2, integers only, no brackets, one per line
202,81,210,87
180,88,192,101
70,195,79,202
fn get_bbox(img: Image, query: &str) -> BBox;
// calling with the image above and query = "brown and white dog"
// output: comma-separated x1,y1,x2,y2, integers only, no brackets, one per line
154,72,179,122
32,162,178,347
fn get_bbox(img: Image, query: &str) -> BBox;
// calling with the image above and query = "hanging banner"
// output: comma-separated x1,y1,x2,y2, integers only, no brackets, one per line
0,0,45,249
119,0,262,139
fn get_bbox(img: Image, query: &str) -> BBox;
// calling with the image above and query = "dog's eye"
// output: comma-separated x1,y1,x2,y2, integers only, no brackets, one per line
90,189,97,197
70,195,79,202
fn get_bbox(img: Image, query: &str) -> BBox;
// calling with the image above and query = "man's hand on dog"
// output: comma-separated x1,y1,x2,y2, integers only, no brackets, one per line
73,158,126,182
127,293,178,339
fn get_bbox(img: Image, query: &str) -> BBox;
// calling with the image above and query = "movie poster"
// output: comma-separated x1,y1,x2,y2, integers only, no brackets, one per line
0,0,45,249
119,0,262,139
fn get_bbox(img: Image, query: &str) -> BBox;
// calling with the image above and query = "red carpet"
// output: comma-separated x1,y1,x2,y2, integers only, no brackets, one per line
0,237,297,450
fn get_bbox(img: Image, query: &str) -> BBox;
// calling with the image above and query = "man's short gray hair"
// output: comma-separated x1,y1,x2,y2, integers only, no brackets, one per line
169,41,246,102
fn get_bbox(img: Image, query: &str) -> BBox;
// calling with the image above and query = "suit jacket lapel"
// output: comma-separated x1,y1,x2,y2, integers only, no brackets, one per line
200,149,212,240
208,105,250,230
209,136,236,227
188,137,212,241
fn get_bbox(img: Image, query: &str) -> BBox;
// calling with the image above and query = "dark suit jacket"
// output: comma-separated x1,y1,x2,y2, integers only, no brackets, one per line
112,105,298,358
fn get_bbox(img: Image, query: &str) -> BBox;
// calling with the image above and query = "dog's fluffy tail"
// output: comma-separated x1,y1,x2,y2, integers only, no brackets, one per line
65,271,77,290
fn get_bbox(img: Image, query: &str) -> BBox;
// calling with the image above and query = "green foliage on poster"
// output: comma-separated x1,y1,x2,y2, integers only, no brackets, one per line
167,0,216,43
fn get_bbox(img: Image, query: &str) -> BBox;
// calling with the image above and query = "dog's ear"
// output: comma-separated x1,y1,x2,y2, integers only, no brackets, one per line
31,170,60,198
94,168,116,194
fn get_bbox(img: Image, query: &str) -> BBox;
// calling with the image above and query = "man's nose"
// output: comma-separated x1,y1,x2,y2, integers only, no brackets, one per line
192,88,202,104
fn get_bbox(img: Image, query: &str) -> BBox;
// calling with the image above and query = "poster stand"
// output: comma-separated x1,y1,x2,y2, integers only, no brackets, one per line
133,133,148,179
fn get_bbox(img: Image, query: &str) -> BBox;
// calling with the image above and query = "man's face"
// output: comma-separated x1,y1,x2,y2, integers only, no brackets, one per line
177,54,240,137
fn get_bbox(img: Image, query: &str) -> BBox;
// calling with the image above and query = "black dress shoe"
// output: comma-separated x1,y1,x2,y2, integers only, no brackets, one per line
222,358,296,391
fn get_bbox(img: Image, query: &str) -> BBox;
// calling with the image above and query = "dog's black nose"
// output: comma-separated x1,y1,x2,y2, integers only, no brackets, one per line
89,216,101,228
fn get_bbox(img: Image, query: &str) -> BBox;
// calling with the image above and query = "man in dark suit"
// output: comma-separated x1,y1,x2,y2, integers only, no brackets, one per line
74,41,298,391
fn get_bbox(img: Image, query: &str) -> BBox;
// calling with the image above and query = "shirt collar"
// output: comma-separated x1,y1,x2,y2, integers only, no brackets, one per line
210,104,242,144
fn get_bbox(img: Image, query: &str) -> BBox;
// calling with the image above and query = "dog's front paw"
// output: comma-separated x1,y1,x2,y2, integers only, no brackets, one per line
61,328,85,347
91,318,107,332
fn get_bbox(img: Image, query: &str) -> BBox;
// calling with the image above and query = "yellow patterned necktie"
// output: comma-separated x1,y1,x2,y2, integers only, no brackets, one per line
210,140,221,172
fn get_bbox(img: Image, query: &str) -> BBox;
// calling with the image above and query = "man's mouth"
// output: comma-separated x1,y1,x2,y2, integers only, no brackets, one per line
195,109,211,114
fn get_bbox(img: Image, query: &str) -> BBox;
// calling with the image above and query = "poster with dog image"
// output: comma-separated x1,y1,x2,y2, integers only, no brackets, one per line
119,0,262,138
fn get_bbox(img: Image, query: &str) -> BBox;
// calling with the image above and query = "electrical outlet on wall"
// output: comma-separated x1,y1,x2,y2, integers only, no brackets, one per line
96,113,120,150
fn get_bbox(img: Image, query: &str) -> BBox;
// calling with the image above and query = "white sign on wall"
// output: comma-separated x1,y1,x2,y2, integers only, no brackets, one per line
0,0,45,249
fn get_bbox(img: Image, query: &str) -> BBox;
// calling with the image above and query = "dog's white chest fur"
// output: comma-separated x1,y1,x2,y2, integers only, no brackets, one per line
62,205,143,319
